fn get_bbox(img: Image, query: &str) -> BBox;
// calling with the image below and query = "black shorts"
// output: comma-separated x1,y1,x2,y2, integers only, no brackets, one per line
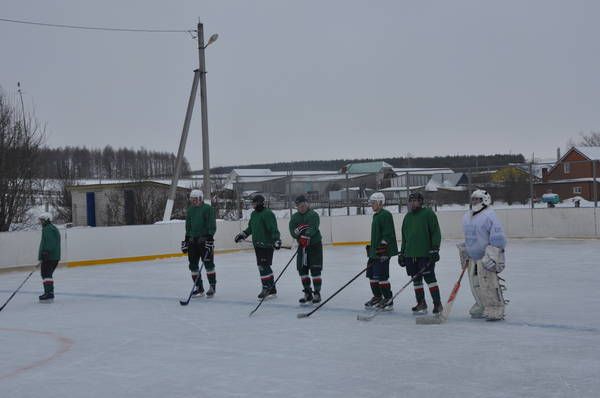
405,257,433,276
366,258,390,281
254,247,274,267
296,242,323,271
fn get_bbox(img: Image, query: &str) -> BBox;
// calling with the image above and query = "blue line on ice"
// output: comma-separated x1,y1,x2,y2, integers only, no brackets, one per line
3,289,598,335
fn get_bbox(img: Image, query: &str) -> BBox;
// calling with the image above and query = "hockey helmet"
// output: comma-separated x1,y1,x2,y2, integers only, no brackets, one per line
252,194,265,205
368,192,385,205
190,189,203,199
38,212,52,222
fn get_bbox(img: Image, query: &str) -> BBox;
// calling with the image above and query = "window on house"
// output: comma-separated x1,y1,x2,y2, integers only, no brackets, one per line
573,186,582,194
564,162,571,174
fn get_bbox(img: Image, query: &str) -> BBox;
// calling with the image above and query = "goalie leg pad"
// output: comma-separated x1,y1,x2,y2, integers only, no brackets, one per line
468,260,484,318
476,260,505,320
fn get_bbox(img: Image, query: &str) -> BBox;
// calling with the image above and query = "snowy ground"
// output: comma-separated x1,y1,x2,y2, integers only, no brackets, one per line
1,240,599,398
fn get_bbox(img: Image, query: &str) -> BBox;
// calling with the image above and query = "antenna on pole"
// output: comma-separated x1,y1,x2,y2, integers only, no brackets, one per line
17,82,26,132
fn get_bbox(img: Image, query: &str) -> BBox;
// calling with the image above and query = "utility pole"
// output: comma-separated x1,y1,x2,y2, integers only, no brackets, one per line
162,70,200,221
162,21,217,220
198,21,217,203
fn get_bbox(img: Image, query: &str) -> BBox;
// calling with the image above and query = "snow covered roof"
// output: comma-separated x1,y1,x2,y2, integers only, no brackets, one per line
574,147,600,160
425,173,467,191
345,161,393,174
392,167,454,175
68,179,200,189
231,169,283,177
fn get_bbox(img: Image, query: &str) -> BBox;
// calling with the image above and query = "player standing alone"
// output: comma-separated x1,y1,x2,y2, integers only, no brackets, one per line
38,212,60,302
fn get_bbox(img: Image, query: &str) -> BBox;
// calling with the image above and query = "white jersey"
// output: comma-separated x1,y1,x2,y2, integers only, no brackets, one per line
462,207,506,261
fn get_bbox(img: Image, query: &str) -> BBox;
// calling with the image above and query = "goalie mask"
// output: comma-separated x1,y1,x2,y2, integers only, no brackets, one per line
471,189,491,213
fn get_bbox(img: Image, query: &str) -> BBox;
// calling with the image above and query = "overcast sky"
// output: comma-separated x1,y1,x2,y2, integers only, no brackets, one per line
2,0,599,169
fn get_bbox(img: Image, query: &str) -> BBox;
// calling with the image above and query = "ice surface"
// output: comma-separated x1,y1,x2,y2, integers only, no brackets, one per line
1,240,599,397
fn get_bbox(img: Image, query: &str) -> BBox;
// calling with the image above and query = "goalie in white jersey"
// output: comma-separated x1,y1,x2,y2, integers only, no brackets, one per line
458,189,507,321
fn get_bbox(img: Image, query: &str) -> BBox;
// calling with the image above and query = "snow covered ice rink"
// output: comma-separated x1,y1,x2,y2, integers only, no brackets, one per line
1,239,599,398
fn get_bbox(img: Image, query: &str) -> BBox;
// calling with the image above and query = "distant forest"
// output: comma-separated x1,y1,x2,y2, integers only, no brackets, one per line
207,154,526,174
37,148,525,180
37,146,191,179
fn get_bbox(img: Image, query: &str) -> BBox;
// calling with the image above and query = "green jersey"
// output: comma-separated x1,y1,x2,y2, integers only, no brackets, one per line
38,222,61,261
289,208,322,245
400,207,441,257
185,203,217,238
244,208,280,248
369,209,399,258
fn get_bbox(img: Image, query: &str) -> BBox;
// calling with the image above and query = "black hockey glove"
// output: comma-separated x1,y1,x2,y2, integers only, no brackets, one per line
234,232,248,243
428,248,440,264
398,253,406,267
181,240,190,254
273,239,282,250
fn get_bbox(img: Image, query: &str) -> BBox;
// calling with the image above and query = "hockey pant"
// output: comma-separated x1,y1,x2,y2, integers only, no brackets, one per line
366,258,392,300
297,243,323,293
41,260,59,294
188,240,216,289
468,259,505,320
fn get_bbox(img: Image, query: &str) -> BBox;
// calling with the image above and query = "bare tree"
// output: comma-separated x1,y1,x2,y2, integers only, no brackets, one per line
574,131,600,147
0,89,44,231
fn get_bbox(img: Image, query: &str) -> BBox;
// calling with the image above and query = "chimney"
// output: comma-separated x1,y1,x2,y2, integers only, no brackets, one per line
542,168,548,181
557,147,561,161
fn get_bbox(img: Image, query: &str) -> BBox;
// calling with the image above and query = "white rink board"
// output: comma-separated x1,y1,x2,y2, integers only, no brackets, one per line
1,208,599,269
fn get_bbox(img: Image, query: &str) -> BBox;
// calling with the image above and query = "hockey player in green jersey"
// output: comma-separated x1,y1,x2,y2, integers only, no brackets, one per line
38,212,61,302
398,192,443,315
364,192,399,311
289,195,323,304
234,195,282,300
182,189,217,298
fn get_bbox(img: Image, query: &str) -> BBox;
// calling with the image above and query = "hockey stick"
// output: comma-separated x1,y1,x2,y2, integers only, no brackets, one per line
357,262,434,322
249,250,298,316
179,263,205,306
297,265,368,319
416,262,468,325
0,263,40,313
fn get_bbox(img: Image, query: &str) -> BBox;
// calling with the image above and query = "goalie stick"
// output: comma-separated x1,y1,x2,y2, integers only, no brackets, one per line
416,263,468,325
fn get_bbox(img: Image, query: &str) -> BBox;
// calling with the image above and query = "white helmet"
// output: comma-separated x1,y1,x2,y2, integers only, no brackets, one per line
369,192,385,205
471,189,491,212
38,212,52,222
190,189,203,199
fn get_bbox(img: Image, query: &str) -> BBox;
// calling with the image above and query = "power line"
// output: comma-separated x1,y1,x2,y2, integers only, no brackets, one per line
0,17,194,34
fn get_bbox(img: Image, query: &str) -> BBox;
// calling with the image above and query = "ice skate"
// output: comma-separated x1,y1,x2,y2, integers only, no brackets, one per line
411,301,428,315
206,286,215,298
364,296,382,310
311,292,321,304
38,292,54,303
376,297,394,311
299,289,313,305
